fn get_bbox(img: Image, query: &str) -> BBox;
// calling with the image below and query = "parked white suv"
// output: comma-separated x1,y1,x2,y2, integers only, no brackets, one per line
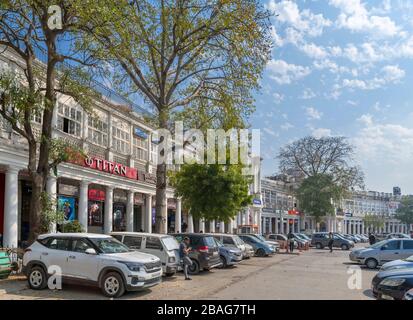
22,233,163,298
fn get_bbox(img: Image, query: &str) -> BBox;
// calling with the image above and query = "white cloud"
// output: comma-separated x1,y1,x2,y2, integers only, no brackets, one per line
301,88,316,100
263,127,279,137
329,0,402,38
306,107,323,120
272,92,285,104
267,59,311,85
268,0,332,38
280,122,294,131
341,65,405,90
353,115,413,165
312,128,332,138
301,43,329,59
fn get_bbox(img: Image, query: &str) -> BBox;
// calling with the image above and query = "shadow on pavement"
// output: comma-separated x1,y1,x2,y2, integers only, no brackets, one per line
363,289,375,299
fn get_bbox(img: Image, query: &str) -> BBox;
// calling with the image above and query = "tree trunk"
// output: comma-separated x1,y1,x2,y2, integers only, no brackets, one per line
155,162,168,234
155,107,168,234
28,173,44,243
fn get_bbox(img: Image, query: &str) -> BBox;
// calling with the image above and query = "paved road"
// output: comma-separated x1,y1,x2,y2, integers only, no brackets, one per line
0,245,375,300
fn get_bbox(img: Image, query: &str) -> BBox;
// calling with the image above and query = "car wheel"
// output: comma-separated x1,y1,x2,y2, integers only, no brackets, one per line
28,266,48,290
101,272,125,298
365,258,378,269
257,248,266,257
219,255,227,269
316,242,323,249
188,260,200,274
341,244,349,251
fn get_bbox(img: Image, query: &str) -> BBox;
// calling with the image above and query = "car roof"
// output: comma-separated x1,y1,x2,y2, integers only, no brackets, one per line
110,232,171,238
170,233,212,237
210,233,237,237
38,233,112,239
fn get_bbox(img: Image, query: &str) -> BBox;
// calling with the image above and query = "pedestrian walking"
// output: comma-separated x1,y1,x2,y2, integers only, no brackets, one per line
179,237,192,280
287,231,294,253
369,233,376,245
328,232,334,253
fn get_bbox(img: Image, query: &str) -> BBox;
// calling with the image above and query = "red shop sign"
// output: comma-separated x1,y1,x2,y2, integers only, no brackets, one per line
88,189,106,201
84,157,137,180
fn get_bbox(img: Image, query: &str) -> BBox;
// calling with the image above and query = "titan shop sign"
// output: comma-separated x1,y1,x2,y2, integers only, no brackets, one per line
84,157,137,179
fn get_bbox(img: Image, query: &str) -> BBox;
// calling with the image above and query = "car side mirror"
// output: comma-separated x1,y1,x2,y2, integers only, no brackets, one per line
85,248,97,255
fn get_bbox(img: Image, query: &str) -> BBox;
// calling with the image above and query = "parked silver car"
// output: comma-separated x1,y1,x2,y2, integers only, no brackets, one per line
211,233,252,259
350,239,413,269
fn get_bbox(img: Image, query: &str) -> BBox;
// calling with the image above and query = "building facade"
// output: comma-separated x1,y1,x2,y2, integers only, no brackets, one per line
260,177,303,235
0,47,187,248
339,190,412,235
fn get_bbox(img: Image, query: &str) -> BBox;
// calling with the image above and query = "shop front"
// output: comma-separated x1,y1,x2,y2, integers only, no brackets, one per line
88,186,106,233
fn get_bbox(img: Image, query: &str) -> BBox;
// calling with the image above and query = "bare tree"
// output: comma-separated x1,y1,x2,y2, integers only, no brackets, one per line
278,136,364,190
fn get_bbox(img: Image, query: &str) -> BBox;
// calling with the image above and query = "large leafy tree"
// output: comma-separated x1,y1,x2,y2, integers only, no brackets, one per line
171,163,252,222
0,0,96,242
363,214,385,232
396,196,413,226
296,174,344,228
79,0,272,233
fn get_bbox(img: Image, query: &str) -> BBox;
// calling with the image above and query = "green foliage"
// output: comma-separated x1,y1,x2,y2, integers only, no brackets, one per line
61,220,84,233
296,174,344,223
396,196,413,225
39,192,65,233
171,164,252,222
363,214,386,230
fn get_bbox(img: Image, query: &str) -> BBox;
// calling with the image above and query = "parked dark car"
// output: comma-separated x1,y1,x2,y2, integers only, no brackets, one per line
170,233,222,274
371,267,413,300
311,232,354,250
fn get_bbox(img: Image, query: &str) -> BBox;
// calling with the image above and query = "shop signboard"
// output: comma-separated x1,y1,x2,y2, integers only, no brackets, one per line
134,127,148,139
88,189,105,201
137,171,157,184
84,156,137,179
253,199,262,205
58,196,76,221
288,209,300,215
58,184,78,197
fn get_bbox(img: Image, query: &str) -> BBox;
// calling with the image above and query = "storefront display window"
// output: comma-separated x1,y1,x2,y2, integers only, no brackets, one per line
88,201,104,227
113,203,126,231
58,196,76,221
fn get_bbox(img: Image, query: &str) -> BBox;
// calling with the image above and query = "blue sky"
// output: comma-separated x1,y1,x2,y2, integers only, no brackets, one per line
255,0,413,194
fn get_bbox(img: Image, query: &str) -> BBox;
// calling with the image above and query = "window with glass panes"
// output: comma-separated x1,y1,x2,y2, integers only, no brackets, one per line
133,135,148,161
112,118,130,154
57,103,82,137
88,112,108,147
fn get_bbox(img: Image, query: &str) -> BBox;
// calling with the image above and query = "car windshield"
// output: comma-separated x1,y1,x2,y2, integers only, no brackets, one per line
369,240,388,249
294,234,305,240
204,236,217,247
233,236,244,246
255,235,266,242
162,236,179,251
90,237,130,254
214,239,224,247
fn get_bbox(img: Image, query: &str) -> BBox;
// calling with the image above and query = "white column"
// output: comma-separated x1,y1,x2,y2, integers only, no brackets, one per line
209,220,215,233
281,217,285,234
220,221,225,233
361,222,365,234
175,199,182,233
3,168,19,248
188,214,194,233
145,194,152,233
46,176,57,233
274,217,279,234
78,180,89,232
268,218,273,234
104,186,114,234
199,218,205,233
126,190,134,232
